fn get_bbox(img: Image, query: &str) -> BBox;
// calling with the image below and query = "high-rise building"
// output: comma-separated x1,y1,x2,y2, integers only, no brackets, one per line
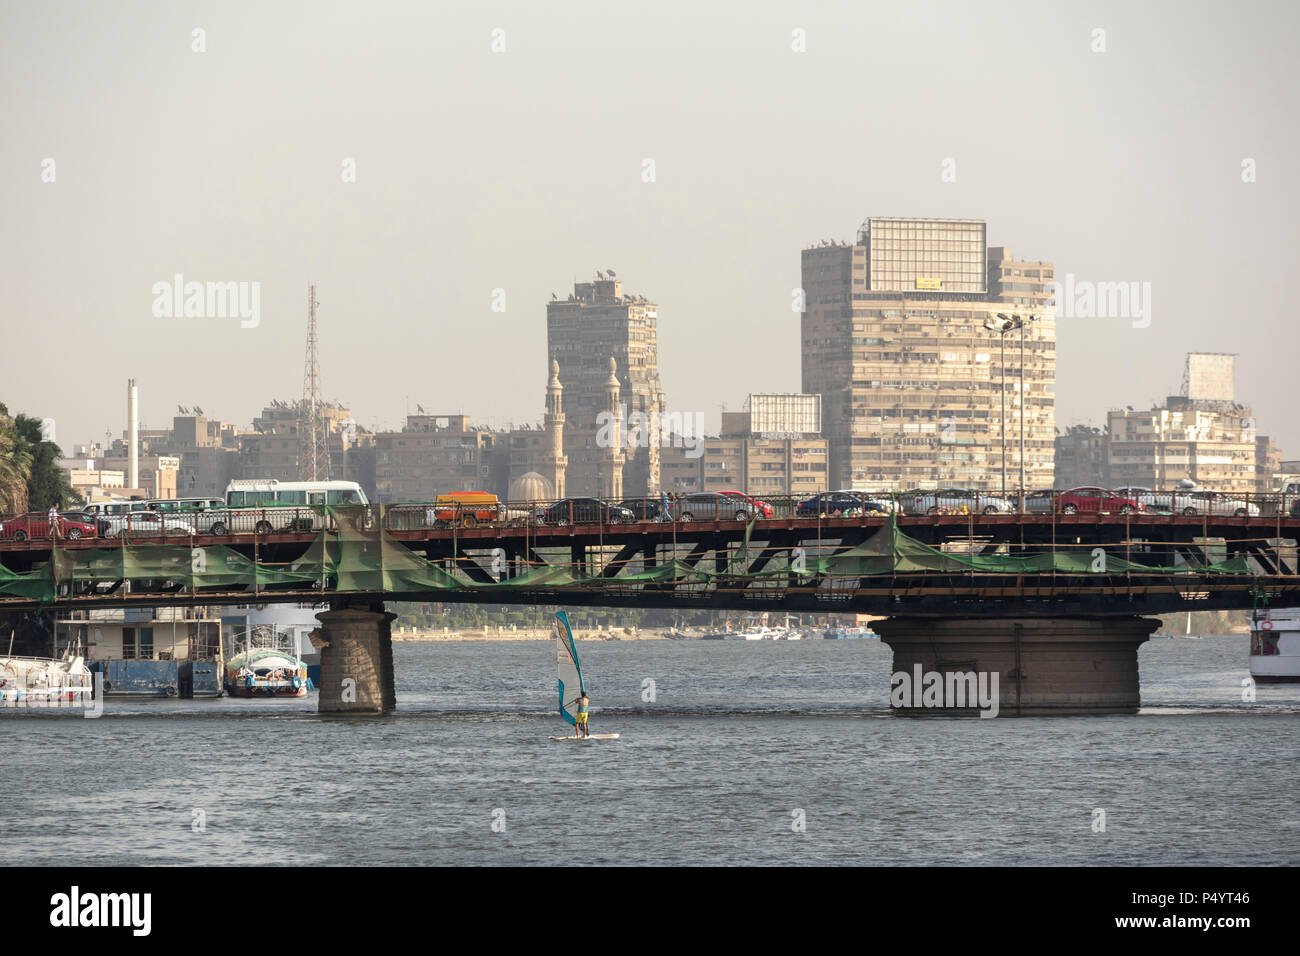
801,218,1056,491
1106,354,1279,494
547,275,665,496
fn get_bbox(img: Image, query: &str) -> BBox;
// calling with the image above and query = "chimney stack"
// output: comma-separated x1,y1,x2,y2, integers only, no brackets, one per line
127,378,139,490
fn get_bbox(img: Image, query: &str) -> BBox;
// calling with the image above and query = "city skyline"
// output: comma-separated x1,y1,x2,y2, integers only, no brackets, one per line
2,2,1297,454
38,262,1291,482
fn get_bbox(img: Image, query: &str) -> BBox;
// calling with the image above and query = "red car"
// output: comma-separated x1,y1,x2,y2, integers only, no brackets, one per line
1054,487,1144,515
719,491,774,518
0,511,99,541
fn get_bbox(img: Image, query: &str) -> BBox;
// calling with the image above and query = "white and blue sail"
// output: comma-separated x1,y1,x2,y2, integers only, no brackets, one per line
555,610,585,727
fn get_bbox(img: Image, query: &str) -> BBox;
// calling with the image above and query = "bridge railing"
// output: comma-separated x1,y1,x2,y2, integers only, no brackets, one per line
2,489,1298,544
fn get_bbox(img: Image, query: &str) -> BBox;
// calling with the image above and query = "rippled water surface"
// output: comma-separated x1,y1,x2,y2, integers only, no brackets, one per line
3,636,1297,865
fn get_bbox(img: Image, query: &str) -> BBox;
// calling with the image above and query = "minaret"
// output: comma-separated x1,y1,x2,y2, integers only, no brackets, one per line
600,356,624,500
544,359,567,499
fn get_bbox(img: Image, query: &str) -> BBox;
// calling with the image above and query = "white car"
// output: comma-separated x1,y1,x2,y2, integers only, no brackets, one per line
98,511,195,538
1113,487,1174,513
906,489,1014,515
1169,491,1260,517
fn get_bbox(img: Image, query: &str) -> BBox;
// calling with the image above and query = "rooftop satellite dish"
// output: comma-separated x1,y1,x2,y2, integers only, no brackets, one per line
607,269,616,277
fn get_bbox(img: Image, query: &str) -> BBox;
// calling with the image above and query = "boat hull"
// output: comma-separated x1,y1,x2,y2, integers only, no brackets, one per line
226,683,308,698
1250,610,1300,681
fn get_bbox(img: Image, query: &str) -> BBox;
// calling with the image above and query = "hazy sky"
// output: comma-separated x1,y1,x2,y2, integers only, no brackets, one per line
3,1,1297,455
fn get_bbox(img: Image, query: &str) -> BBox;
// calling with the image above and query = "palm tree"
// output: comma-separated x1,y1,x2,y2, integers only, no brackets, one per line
0,404,74,514
0,406,33,514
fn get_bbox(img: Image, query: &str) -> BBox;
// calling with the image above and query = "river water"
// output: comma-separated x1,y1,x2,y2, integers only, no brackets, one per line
2,635,1297,865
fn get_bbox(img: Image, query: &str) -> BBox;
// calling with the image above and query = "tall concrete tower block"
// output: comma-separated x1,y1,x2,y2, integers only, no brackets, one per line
546,274,664,495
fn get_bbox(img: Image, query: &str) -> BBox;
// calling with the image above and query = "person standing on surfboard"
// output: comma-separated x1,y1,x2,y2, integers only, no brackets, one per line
575,691,591,738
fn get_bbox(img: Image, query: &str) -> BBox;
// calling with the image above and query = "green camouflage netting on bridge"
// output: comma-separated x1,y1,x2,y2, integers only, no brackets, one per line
806,519,1251,577
0,506,1254,604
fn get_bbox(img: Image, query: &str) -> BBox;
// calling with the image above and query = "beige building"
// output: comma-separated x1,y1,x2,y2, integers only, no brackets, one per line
660,436,830,499
373,414,496,502
801,218,1056,491
1107,354,1280,494
660,393,829,498
373,359,572,504
86,454,179,499
1108,398,1262,493
62,466,126,500
238,401,371,486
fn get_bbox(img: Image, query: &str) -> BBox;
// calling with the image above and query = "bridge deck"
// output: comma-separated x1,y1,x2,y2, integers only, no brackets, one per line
2,509,1297,615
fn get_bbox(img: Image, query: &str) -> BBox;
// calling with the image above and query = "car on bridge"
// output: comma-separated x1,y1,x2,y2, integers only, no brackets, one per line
618,495,673,522
795,491,892,518
535,497,636,526
1167,490,1260,517
1054,487,1143,515
906,489,1014,515
0,511,99,541
430,491,500,529
1023,490,1056,514
719,491,775,518
97,510,195,539
1112,487,1174,513
667,492,762,522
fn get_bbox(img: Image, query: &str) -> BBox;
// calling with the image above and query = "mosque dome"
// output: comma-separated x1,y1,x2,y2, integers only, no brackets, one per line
509,471,554,502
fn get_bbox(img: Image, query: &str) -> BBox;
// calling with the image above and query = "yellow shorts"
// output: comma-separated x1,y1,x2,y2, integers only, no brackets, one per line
576,713,588,724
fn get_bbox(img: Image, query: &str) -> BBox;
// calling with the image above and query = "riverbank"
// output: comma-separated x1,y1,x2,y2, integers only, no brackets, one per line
391,625,672,642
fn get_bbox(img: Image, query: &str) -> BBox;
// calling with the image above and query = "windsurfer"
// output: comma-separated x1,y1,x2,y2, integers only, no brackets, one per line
576,691,590,737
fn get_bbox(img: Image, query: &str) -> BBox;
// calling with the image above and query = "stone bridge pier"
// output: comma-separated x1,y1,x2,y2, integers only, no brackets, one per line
874,616,1161,716
315,602,397,714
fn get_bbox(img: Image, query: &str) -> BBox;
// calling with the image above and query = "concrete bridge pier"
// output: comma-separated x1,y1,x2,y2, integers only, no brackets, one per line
874,616,1161,717
315,602,397,714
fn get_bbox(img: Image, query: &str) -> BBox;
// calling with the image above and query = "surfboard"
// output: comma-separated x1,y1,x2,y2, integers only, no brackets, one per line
550,733,620,741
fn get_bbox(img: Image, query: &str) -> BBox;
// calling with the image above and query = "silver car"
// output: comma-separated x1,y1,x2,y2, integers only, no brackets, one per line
671,493,759,522
906,489,1014,515
1022,490,1056,514
1113,487,1174,513
1169,490,1260,517
98,510,195,538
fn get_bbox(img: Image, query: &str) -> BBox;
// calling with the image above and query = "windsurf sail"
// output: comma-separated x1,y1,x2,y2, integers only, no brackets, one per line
555,610,585,726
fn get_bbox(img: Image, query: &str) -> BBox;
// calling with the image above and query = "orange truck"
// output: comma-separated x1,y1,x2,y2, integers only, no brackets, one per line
433,491,499,528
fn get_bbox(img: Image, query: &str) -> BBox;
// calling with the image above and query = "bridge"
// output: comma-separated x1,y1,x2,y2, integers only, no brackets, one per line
3,500,1298,716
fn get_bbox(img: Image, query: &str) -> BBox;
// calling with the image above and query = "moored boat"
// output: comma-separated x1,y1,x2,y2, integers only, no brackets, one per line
224,625,309,697
824,624,879,639
0,653,93,705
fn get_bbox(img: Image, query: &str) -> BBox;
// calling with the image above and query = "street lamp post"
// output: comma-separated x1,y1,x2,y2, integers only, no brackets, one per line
984,316,1013,499
1017,315,1039,513
985,313,1038,511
